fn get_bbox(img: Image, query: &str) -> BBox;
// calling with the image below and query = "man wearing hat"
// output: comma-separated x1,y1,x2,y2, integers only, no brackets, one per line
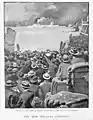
35,65,45,82
44,55,57,78
18,80,31,93
5,86,19,108
28,76,44,105
69,47,85,64
17,60,31,78
6,68,18,82
5,79,20,108
31,62,38,71
39,73,52,100
5,59,11,68
83,50,89,62
10,89,34,108
5,79,17,88
56,54,71,81
22,73,29,81
31,97,43,108
27,70,36,81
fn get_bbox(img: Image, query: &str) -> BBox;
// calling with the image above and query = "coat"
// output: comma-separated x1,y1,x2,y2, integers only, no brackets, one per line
71,57,85,64
44,56,57,78
17,60,31,78
56,62,71,80
35,68,45,81
39,81,51,100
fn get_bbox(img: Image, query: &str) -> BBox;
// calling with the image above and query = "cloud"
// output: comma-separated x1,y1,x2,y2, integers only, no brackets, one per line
5,2,88,25
42,3,88,25
5,3,39,21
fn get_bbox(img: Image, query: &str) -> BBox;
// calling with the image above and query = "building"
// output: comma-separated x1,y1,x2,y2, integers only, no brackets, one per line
80,16,89,36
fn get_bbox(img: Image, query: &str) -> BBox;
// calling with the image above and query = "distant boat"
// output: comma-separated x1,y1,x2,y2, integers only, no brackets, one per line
50,21,54,25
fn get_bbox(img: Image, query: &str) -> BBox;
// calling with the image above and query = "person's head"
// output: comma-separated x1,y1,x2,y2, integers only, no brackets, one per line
69,47,82,58
28,70,36,78
20,80,31,90
45,52,51,60
84,54,89,62
23,74,28,79
31,63,38,70
18,55,24,60
43,73,51,81
12,62,18,68
5,80,17,87
29,76,38,84
69,47,79,56
31,97,42,108
12,68,18,74
42,64,48,70
8,94,20,108
62,54,70,63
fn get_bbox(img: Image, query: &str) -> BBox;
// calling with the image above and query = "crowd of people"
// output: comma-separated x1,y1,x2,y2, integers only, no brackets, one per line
5,42,89,108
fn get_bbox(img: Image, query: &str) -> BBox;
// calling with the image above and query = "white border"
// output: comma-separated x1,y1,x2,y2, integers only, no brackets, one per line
0,1,93,120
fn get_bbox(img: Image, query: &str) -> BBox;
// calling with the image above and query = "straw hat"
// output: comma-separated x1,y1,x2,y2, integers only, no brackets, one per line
69,47,80,56
19,55,23,59
43,73,51,80
42,65,48,70
84,51,88,55
28,70,35,77
5,80,17,87
23,74,28,79
46,53,51,57
7,67,12,73
12,68,18,73
20,80,30,89
30,58,34,61
37,63,43,68
12,62,18,68
31,63,37,69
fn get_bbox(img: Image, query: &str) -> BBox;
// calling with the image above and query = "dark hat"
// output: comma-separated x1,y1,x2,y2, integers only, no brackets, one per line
30,76,38,84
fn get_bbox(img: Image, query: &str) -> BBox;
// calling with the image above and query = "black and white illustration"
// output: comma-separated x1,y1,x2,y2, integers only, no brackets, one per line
4,2,89,108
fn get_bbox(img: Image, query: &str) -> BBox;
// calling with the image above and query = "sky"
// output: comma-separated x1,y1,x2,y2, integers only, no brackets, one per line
4,2,88,25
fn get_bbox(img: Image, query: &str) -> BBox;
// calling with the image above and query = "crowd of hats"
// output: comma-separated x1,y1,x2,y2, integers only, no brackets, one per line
5,50,61,87
5,45,89,108
5,47,88,87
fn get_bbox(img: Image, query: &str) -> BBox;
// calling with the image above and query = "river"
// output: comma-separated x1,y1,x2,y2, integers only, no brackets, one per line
5,25,77,51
